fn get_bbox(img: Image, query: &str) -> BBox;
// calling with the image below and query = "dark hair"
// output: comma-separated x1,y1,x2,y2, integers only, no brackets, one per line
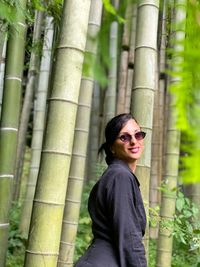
99,113,137,165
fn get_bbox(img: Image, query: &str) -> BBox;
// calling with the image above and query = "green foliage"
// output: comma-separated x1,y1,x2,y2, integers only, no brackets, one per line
0,1,17,25
6,202,26,267
168,1,200,183
90,0,131,87
173,191,200,253
102,0,125,23
74,180,95,262
0,0,28,30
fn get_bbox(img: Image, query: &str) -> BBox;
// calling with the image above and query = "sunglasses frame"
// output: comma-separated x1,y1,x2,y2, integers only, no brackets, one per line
118,131,146,143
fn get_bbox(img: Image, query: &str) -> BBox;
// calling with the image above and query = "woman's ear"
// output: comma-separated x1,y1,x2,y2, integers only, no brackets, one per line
110,145,115,154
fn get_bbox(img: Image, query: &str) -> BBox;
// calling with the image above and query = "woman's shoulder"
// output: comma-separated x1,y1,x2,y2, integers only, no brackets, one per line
100,160,133,185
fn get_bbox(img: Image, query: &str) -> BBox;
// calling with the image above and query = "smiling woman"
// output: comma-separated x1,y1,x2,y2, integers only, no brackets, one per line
74,113,147,267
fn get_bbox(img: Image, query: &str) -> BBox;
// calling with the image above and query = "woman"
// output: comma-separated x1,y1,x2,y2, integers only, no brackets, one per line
74,113,147,267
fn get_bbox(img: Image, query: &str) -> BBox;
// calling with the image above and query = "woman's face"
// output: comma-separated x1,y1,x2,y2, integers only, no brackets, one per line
111,119,145,170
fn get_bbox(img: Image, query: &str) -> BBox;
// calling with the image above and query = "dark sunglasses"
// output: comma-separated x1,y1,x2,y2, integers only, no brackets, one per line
118,131,146,143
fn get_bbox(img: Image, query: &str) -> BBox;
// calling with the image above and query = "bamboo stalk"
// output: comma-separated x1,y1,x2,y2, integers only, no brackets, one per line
156,1,187,266
131,0,160,262
19,16,54,238
14,10,44,201
0,0,27,265
0,39,6,118
57,1,103,266
24,1,91,266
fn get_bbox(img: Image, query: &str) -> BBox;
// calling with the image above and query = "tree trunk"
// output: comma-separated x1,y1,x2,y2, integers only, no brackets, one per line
19,16,54,238
149,0,167,239
104,0,119,124
87,81,101,181
0,39,6,118
14,10,44,201
156,1,186,266
24,1,91,266
125,3,137,113
0,0,27,265
116,2,133,114
116,50,129,114
131,0,159,263
57,1,103,266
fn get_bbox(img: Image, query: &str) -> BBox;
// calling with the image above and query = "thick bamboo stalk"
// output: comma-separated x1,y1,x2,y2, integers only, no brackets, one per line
131,0,160,262
104,20,118,123
57,1,103,266
124,68,133,113
0,0,27,265
87,81,101,181
14,10,44,201
116,50,129,114
122,2,133,49
124,3,137,114
150,0,167,239
156,1,186,266
128,3,137,67
0,23,7,62
19,16,54,238
0,40,6,118
24,1,91,267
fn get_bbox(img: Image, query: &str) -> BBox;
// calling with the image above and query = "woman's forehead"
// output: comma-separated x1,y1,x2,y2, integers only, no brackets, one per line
120,119,140,132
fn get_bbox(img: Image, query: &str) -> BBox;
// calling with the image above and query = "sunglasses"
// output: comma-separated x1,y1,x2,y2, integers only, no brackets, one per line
118,131,146,143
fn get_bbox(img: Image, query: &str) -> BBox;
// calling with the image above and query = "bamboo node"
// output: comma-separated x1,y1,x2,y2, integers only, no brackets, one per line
5,75,22,82
75,128,89,133
42,149,71,156
60,240,74,246
0,174,14,179
58,260,74,266
33,199,65,206
0,223,9,228
48,97,78,106
62,220,78,226
26,250,59,256
0,127,18,132
68,176,84,181
66,198,81,204
135,45,157,52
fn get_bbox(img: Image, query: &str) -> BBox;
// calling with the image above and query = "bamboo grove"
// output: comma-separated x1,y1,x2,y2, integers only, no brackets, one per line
0,0,200,267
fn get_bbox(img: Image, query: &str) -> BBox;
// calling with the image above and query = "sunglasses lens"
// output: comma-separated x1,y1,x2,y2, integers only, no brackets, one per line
119,133,131,142
135,131,146,140
119,132,146,142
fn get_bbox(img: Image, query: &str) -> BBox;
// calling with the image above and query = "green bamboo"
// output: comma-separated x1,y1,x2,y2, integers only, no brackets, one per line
14,10,44,201
156,1,186,266
0,23,7,63
57,1,103,266
128,3,137,67
116,50,129,114
0,39,6,118
0,0,27,265
116,2,133,114
19,16,54,238
24,1,91,266
104,0,119,123
131,0,160,262
124,68,133,113
87,81,101,181
125,3,137,113
150,0,167,239
122,1,133,49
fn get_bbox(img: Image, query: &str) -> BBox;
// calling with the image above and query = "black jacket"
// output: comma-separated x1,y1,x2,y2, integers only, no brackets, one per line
75,159,147,267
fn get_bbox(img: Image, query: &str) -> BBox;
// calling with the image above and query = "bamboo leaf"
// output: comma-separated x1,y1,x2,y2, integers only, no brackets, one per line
102,0,125,23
